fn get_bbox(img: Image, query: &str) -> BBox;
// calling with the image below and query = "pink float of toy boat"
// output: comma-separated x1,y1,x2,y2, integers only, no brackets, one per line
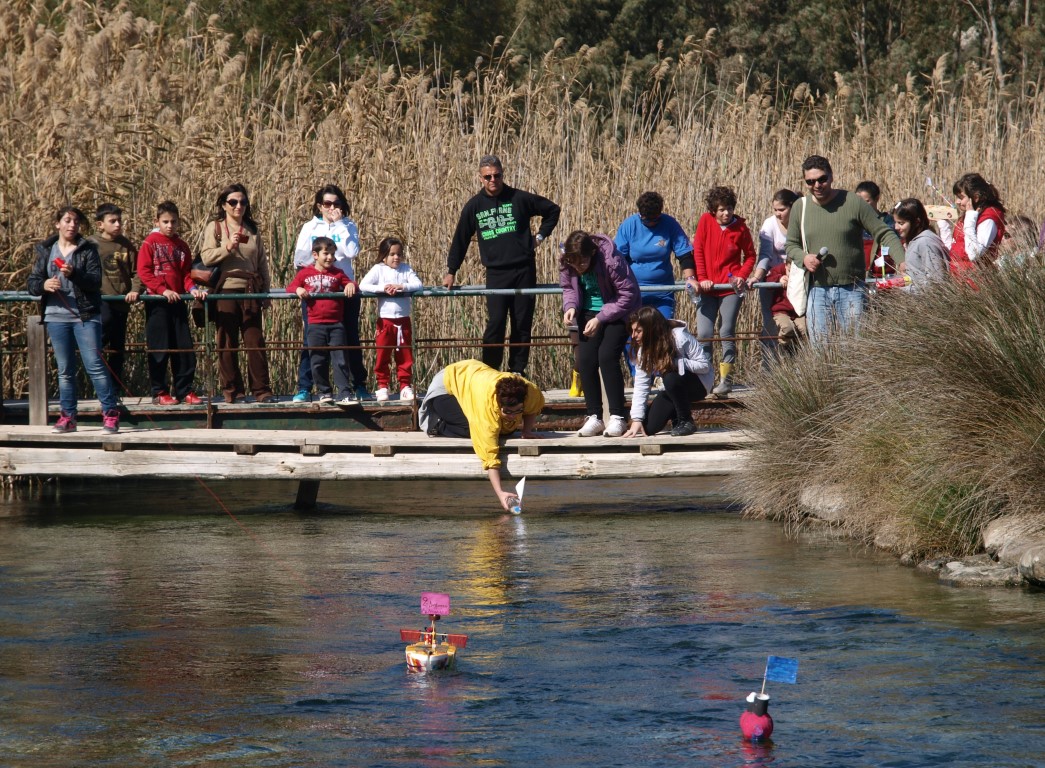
399,592,468,672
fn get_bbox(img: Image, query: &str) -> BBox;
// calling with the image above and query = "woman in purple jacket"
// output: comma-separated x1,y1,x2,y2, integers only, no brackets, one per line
560,230,642,437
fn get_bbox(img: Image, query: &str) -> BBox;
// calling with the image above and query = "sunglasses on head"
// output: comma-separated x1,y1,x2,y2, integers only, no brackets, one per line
482,173,503,181
804,175,830,187
225,197,247,207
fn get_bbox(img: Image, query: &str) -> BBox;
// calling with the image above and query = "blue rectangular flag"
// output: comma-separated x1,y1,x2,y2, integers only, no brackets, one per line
765,656,799,684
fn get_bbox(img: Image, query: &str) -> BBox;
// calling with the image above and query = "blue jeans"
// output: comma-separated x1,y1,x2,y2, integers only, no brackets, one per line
305,322,350,396
46,318,118,416
297,294,367,391
807,283,867,347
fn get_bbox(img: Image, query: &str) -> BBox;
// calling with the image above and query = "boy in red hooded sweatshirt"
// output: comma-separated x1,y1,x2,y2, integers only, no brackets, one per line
687,185,755,398
137,200,206,405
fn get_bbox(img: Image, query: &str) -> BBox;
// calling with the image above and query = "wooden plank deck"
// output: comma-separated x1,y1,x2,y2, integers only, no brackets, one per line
0,387,745,432
0,425,751,481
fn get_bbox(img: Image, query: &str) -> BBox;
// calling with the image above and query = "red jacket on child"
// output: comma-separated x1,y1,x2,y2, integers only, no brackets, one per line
693,213,756,298
137,231,195,295
288,266,356,324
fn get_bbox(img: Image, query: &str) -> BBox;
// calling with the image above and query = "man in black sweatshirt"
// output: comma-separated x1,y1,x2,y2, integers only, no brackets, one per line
443,155,560,375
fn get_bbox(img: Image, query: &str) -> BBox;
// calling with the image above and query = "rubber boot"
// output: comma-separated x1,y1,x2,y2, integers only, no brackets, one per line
569,370,584,398
711,362,733,399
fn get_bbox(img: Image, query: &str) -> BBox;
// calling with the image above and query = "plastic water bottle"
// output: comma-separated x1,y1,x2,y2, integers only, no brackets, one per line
685,280,700,306
506,496,522,515
728,272,745,299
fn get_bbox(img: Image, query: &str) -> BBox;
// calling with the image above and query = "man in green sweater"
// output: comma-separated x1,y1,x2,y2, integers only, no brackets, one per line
785,155,904,345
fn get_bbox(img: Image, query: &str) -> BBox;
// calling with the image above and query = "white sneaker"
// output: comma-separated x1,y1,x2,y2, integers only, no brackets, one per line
399,386,414,401
577,415,605,437
603,415,628,437
319,393,335,404
375,387,390,402
338,395,358,406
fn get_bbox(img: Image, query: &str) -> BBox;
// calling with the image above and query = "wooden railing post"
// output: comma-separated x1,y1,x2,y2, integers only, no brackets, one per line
0,325,4,423
26,316,48,426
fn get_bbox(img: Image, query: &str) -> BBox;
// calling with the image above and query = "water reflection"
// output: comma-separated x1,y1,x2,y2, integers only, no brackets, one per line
0,478,1042,767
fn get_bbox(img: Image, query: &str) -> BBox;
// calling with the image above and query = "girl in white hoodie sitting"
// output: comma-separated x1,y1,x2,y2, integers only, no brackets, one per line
359,237,423,401
622,306,714,437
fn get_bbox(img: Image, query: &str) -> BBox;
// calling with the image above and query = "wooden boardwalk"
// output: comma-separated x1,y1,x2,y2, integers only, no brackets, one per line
0,425,751,481
0,387,743,432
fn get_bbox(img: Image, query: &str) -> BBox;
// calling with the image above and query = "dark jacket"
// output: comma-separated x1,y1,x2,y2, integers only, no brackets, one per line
447,184,560,273
27,235,103,319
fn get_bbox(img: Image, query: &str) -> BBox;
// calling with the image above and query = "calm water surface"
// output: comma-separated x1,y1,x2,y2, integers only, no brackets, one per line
0,478,1043,767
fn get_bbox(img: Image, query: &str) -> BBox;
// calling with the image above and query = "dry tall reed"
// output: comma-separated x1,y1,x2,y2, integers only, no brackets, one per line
3,2,1045,395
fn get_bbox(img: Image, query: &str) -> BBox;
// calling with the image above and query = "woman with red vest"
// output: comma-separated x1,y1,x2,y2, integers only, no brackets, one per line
939,173,1006,278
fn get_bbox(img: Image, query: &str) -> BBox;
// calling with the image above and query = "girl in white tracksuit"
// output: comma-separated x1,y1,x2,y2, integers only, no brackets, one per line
622,306,714,437
358,237,423,400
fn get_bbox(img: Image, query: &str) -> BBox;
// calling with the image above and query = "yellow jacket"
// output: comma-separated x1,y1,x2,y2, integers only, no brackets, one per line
443,359,544,470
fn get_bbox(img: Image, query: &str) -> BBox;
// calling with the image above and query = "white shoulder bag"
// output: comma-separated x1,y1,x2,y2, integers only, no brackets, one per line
786,197,810,317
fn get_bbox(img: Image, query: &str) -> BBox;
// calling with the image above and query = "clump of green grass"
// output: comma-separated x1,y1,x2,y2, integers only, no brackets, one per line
737,264,1045,558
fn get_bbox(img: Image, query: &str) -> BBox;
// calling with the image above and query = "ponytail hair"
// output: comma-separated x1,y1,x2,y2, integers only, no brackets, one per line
377,236,403,265
953,173,1005,214
891,198,931,240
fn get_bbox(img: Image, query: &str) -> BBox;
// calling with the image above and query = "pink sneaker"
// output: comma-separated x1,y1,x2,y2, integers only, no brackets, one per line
52,412,77,433
102,409,120,434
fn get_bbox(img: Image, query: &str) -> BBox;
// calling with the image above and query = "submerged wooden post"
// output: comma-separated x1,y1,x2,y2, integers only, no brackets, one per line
0,320,4,423
27,317,48,426
294,479,320,510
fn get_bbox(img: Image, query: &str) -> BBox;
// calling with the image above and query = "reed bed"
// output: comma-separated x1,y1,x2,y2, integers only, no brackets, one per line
736,264,1045,558
3,2,1045,397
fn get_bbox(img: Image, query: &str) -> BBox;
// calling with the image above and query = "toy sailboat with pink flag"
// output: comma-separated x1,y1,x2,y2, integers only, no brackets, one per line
399,592,468,672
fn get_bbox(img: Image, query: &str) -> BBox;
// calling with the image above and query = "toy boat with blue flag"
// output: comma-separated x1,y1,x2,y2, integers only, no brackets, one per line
399,614,468,672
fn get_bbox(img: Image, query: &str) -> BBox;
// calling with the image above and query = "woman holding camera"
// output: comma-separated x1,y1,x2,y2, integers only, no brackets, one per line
199,183,274,403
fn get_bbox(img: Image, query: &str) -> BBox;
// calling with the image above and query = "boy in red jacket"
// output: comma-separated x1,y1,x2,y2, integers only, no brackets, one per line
288,237,358,405
688,186,755,397
137,201,206,405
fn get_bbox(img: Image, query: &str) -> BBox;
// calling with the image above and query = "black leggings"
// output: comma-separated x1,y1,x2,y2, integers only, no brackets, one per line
576,312,629,418
424,394,471,438
644,370,707,434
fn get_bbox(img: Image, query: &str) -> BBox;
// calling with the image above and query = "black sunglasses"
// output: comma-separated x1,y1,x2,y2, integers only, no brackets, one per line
225,197,247,207
482,173,503,181
804,175,830,187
